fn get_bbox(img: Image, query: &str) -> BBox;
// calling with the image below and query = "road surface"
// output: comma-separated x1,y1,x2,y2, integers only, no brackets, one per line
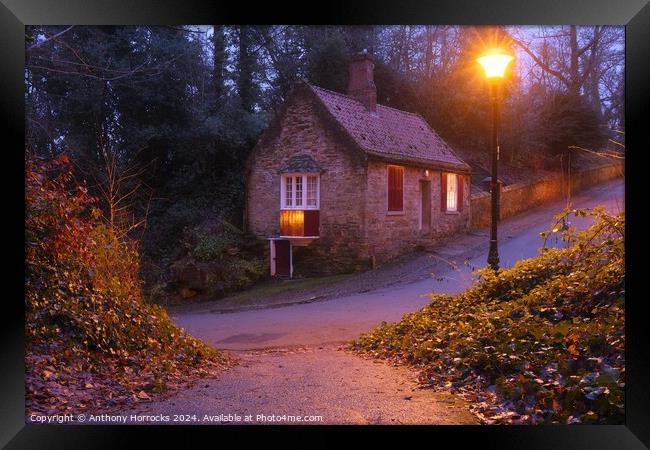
171,179,624,351
129,179,623,424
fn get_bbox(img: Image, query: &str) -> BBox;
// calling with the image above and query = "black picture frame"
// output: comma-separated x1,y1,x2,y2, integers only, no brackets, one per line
3,0,647,448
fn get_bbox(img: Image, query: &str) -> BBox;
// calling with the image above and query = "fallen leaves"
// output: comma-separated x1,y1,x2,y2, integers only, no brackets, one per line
136,390,150,400
26,341,233,417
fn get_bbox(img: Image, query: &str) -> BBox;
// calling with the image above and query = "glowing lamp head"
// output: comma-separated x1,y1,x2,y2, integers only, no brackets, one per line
477,49,514,79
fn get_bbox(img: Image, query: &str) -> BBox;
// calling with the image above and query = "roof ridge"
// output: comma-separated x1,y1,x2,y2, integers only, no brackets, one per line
309,83,421,117
375,102,420,117
308,84,350,99
305,82,470,172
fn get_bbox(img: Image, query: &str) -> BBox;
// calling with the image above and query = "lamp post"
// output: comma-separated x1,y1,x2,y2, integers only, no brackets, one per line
477,49,513,271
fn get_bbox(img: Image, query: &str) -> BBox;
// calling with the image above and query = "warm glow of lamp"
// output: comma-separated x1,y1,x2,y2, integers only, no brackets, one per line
477,49,514,79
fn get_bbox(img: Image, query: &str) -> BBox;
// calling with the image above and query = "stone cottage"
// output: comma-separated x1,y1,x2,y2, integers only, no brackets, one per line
245,53,472,277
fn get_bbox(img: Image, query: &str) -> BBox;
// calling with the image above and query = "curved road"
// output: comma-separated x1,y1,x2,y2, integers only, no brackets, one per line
172,179,623,351
130,179,623,424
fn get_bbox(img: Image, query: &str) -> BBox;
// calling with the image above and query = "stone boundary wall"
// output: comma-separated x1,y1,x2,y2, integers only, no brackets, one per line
470,162,624,230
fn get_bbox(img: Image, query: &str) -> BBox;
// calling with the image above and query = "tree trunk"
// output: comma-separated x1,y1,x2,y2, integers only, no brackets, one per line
569,25,580,95
213,25,226,105
424,25,433,81
586,70,604,123
237,26,254,112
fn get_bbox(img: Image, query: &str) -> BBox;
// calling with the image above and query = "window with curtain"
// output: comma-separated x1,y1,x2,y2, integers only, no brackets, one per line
387,165,404,212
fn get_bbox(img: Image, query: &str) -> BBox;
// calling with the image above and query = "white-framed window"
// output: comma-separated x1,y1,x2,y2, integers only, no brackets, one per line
446,173,458,212
281,173,320,210
306,175,318,208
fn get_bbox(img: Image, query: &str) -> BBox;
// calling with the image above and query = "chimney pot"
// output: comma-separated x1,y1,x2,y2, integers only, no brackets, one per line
347,52,377,112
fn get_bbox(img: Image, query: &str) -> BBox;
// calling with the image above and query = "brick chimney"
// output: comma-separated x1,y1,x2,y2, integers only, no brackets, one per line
347,51,377,112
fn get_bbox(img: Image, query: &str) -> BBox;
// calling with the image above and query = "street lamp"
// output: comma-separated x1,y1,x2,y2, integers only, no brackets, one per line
477,49,513,271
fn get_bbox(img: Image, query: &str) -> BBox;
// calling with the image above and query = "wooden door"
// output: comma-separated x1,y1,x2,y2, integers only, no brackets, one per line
420,180,431,231
274,240,291,277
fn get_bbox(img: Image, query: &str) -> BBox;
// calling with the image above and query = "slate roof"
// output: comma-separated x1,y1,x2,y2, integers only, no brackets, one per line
309,84,471,173
278,154,323,173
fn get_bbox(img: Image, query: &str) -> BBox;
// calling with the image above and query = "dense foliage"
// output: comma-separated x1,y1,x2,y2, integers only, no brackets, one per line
353,207,624,424
536,92,606,157
25,25,623,302
26,26,270,302
148,221,267,303
25,155,231,415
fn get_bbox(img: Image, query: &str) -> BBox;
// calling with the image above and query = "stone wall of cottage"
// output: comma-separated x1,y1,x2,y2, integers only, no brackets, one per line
246,93,370,276
364,160,471,265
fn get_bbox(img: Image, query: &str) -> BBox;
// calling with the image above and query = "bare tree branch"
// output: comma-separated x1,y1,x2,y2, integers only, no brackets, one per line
26,26,74,52
512,37,570,88
568,145,624,159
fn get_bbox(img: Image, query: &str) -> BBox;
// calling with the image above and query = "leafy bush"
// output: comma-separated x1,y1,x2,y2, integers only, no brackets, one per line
353,207,624,424
25,155,230,414
167,221,266,299
187,225,241,262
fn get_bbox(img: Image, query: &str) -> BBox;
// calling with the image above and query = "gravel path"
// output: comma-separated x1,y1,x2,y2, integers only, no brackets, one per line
127,344,476,425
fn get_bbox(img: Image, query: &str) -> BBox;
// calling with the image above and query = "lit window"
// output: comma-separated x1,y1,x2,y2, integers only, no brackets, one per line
446,173,457,211
281,174,319,210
